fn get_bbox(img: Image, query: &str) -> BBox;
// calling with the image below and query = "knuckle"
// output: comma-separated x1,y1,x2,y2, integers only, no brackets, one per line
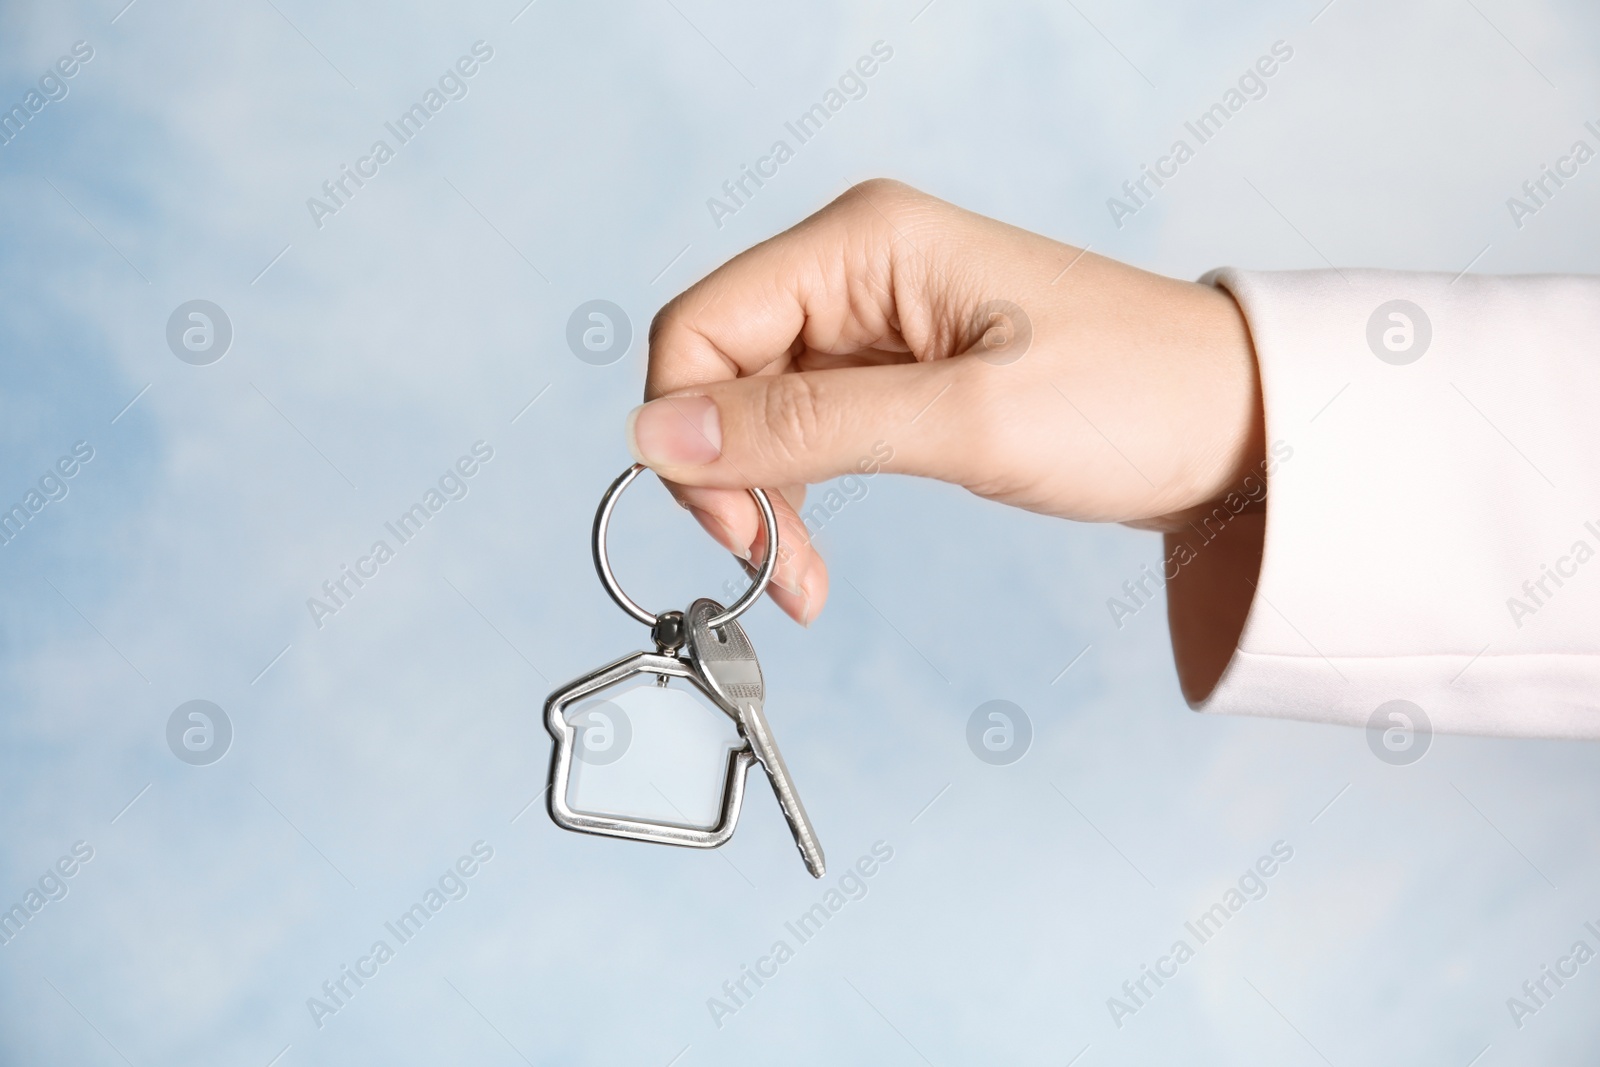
644,292,700,398
848,177,913,200
647,292,686,348
947,361,1011,472
760,375,826,462
837,178,923,219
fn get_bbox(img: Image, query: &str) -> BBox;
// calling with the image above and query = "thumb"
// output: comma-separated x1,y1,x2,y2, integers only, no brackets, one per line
624,358,983,490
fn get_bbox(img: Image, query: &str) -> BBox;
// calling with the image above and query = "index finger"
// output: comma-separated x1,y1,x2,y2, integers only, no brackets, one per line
644,180,914,401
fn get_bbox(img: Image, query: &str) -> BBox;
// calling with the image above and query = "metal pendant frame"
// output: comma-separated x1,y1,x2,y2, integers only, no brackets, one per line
545,649,756,849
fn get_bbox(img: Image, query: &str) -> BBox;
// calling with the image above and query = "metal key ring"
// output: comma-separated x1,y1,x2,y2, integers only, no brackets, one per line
592,463,777,630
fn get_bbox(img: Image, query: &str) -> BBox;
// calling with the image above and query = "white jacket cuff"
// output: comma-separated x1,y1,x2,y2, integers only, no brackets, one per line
1196,268,1600,740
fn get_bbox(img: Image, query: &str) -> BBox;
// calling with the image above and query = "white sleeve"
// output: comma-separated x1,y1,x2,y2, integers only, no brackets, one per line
1195,268,1600,740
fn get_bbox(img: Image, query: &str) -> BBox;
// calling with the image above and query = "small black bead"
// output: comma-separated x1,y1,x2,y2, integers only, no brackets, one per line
652,610,686,653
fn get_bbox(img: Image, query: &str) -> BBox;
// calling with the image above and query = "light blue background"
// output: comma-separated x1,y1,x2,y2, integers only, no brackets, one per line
1,0,1598,1063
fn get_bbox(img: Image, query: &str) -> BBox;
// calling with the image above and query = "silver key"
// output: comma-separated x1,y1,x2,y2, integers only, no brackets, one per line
686,597,826,879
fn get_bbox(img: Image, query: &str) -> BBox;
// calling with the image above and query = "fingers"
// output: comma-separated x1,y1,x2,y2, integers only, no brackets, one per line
637,180,965,626
633,358,980,626
627,359,979,491
645,179,929,401
676,482,828,624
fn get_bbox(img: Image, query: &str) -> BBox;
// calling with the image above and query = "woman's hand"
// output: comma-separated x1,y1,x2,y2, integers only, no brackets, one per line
632,179,1263,636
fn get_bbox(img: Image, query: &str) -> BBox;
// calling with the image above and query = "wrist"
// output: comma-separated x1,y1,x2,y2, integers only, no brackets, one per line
1148,281,1265,530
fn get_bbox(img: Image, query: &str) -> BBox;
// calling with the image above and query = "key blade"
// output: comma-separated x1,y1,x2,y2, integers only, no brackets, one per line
738,696,826,878
685,598,827,879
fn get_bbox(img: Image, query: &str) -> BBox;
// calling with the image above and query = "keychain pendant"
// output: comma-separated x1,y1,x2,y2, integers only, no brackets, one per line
542,463,826,877
544,648,756,848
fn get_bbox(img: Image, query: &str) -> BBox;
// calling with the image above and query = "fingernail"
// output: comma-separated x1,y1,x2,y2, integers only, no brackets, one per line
626,395,721,467
771,555,808,599
797,565,825,627
775,577,804,598
687,506,750,561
